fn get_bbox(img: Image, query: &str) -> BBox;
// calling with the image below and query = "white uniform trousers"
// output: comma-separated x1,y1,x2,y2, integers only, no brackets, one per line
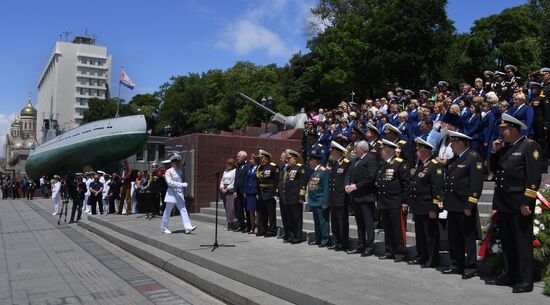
161,197,193,231
53,197,61,215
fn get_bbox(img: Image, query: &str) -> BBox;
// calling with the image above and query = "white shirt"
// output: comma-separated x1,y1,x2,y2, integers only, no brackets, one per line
85,178,92,196
220,168,236,191
51,181,61,199
102,180,111,199
164,167,188,203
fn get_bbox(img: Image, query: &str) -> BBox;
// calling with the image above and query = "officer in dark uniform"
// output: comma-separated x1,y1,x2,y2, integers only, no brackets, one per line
441,130,483,279
306,149,331,247
344,125,364,161
384,123,415,168
406,137,444,268
327,141,351,251
365,123,382,161
256,149,280,237
494,71,509,101
376,139,411,262
490,113,542,293
282,149,307,244
540,67,550,171
278,150,291,240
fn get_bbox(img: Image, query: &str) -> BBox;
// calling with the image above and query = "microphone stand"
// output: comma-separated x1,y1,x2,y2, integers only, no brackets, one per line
200,171,235,252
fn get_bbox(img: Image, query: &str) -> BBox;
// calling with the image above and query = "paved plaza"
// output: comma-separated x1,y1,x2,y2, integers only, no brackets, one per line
0,198,224,305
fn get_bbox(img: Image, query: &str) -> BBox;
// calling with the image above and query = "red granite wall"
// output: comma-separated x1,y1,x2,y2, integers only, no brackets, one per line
165,133,301,212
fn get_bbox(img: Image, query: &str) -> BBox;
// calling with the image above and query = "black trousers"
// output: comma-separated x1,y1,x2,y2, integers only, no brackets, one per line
414,214,440,266
286,204,303,240
89,194,103,215
108,196,117,214
69,195,83,222
234,193,247,229
279,195,290,237
447,211,477,273
137,192,153,213
380,208,406,257
330,205,349,249
259,198,277,234
498,211,534,285
352,200,375,251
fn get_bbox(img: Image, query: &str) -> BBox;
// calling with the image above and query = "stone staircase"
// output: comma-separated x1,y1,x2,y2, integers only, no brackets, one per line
191,181,502,247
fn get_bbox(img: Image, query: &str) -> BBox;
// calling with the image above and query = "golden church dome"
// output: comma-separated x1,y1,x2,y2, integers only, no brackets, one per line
20,100,37,117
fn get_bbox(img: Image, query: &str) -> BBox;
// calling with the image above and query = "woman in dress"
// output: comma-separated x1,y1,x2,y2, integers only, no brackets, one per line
220,158,237,230
244,154,259,234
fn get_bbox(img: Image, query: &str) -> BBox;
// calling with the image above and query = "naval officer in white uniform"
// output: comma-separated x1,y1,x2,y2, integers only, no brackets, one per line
51,175,62,215
161,153,197,234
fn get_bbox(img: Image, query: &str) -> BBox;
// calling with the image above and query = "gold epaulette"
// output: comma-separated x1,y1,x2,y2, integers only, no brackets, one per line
297,163,302,167
343,158,350,163
270,162,276,166
525,188,537,198
377,140,383,145
395,157,403,163
431,159,439,164
299,189,306,196
432,199,441,205
320,166,326,171
468,196,478,204
398,140,407,145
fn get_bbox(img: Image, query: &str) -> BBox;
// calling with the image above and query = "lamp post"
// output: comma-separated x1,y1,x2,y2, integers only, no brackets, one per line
261,96,273,133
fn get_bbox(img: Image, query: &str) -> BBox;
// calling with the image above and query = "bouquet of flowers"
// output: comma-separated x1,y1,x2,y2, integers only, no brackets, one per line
478,210,503,271
535,185,550,295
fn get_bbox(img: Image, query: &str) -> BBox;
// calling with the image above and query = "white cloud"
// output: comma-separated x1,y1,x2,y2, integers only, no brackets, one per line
216,0,315,59
0,113,16,158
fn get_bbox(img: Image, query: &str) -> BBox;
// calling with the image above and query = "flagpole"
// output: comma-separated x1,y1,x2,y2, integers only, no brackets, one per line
116,81,121,117
116,66,122,117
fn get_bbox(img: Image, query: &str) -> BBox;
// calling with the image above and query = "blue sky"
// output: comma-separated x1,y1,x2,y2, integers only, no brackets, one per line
0,0,527,153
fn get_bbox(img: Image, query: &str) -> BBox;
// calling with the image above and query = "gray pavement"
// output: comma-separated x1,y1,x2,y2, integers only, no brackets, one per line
69,200,549,305
0,198,224,305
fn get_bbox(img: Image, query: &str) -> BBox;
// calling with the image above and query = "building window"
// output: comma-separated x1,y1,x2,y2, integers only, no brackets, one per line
147,143,156,161
136,145,144,161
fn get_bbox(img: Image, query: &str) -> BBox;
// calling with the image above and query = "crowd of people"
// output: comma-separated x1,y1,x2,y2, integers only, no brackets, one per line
218,65,550,294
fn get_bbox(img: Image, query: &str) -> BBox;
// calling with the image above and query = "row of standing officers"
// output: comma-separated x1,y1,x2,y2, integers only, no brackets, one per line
254,113,541,294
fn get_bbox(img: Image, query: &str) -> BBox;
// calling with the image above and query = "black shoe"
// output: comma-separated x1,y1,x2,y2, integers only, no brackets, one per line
68,220,75,224
394,255,405,262
264,233,276,238
290,239,302,244
379,254,395,260
256,231,266,236
441,267,461,275
327,245,337,250
486,273,511,286
347,249,362,255
512,283,533,293
461,271,477,279
318,244,328,248
420,263,430,268
407,258,422,265
277,234,287,239
361,249,374,257
308,241,319,246
283,238,291,243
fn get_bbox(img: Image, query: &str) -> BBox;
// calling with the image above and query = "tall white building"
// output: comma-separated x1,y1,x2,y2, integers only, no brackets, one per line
36,36,112,143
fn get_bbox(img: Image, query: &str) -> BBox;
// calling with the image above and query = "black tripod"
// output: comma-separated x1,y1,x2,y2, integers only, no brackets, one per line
58,196,69,225
200,171,235,252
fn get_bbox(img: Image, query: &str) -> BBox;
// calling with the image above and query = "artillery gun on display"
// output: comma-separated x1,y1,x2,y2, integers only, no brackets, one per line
237,92,309,130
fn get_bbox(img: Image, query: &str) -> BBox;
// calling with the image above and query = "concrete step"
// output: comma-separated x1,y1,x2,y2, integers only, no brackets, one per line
78,218,293,305
200,203,493,235
83,216,348,305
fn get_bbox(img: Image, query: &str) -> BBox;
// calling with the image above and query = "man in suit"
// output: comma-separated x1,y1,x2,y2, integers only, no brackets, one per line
282,149,307,244
490,113,542,293
345,140,379,256
306,150,330,247
233,151,250,232
256,149,280,237
376,139,411,262
328,141,351,251
406,138,444,268
441,131,483,279
277,150,291,240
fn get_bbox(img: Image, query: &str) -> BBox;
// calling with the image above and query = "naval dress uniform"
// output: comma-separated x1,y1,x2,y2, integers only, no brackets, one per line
492,114,543,291
328,156,351,250
162,167,194,232
256,161,279,236
376,154,411,261
443,132,483,277
307,162,330,246
282,162,307,243
407,153,444,267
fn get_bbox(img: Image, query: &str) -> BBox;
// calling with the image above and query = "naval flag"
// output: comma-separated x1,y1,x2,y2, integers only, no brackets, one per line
120,69,135,90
